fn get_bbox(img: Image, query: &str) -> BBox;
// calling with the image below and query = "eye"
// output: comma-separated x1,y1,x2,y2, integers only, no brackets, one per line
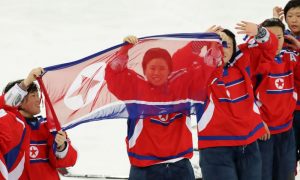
30,92,39,98
159,67,166,71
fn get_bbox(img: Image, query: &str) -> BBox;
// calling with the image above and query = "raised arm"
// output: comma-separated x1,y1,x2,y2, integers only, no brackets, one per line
105,36,144,100
235,21,278,73
106,35,137,72
235,21,277,48
273,6,284,21
284,35,300,51
172,32,222,101
1,67,44,108
172,26,223,71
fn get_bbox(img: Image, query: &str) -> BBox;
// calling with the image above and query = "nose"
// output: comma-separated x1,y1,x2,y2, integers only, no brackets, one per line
35,96,41,103
153,69,160,75
291,16,297,23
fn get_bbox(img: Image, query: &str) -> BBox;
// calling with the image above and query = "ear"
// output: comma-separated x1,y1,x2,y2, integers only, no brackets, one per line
19,96,28,108
167,68,172,75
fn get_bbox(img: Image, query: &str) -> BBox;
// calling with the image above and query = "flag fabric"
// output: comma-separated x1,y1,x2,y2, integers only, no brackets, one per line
40,33,223,130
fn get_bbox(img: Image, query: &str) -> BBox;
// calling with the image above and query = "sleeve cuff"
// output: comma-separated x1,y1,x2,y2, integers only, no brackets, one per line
55,142,69,159
255,27,270,44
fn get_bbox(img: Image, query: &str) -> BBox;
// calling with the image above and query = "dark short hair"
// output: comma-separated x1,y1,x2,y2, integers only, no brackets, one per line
142,48,172,73
261,18,285,33
3,79,38,94
222,29,237,66
284,0,300,19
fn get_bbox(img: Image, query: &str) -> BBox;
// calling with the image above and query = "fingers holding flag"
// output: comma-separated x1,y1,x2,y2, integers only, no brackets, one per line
23,67,45,89
206,25,224,33
123,35,138,44
55,130,67,151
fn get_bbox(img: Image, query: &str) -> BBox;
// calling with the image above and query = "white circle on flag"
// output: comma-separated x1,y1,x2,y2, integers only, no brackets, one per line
64,62,107,110
29,146,39,158
275,78,284,89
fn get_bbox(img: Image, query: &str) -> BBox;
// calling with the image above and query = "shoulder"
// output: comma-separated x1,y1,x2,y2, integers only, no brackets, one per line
281,49,299,56
226,48,247,68
0,109,7,118
0,109,22,137
238,38,259,51
37,116,47,123
168,69,189,82
36,116,50,129
0,108,18,122
281,49,300,62
0,109,11,130
246,38,259,49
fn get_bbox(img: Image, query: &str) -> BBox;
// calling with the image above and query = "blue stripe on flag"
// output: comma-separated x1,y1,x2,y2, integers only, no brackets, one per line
64,101,202,130
44,33,221,72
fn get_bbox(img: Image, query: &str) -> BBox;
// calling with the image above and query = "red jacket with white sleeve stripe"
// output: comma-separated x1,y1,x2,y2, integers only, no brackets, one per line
197,29,277,149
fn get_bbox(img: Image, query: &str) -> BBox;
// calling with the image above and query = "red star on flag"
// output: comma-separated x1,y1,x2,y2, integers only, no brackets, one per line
30,147,38,157
71,75,100,104
276,79,284,88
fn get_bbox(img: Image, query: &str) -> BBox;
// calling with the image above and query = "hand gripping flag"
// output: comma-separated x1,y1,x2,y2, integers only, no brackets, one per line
39,33,223,130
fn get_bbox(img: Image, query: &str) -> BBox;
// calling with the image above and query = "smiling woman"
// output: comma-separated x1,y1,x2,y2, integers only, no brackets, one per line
2,68,78,180
142,48,172,86
101,34,223,179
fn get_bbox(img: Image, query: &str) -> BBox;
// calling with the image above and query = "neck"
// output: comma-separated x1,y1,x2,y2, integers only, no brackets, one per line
291,30,300,37
20,110,34,118
151,82,168,88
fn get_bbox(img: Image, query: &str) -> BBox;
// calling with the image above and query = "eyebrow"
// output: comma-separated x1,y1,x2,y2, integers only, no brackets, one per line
288,12,300,15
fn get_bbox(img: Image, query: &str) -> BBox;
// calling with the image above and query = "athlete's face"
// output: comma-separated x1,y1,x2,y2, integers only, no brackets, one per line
222,35,234,64
20,91,41,117
144,58,170,86
286,7,300,36
266,26,284,55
